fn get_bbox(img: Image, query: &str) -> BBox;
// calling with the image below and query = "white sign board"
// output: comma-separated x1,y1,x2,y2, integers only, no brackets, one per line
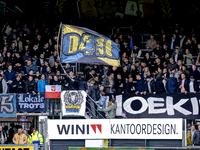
48,119,182,140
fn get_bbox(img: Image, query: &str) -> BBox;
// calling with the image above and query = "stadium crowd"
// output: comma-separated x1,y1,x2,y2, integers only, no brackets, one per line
1,20,200,96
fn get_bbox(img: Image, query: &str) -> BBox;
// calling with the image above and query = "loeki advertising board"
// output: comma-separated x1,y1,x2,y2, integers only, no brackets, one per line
48,119,182,139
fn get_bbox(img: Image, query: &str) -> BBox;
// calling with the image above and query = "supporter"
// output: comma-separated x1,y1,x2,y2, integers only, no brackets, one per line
87,79,97,118
170,34,179,51
49,50,59,67
100,65,110,82
52,75,62,85
4,51,13,65
103,72,115,94
67,71,78,90
155,67,163,79
78,74,88,91
191,125,196,143
120,111,127,119
37,53,46,67
4,65,15,93
86,68,96,81
141,67,151,80
122,39,131,56
97,84,105,100
38,74,47,95
122,57,131,72
0,73,7,94
152,43,162,58
51,61,61,73
143,52,153,69
135,74,145,95
183,49,193,68
130,65,138,81
129,53,138,65
100,98,117,119
182,65,190,78
145,75,156,94
13,37,23,52
189,76,198,93
26,60,37,74
159,34,168,49
166,73,177,93
145,34,157,49
193,125,200,146
155,74,166,93
126,76,135,93
0,125,7,144
96,91,107,119
171,46,183,63
11,75,25,93
114,73,125,94
179,33,186,49
178,73,189,94
25,76,36,94
162,43,171,57
187,124,192,146
190,65,200,80
167,58,178,70
13,127,27,145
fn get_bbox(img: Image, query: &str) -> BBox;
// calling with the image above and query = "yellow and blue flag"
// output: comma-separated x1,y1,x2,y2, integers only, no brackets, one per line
60,25,120,67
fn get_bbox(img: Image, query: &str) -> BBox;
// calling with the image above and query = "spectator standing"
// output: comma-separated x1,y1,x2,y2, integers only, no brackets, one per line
0,126,7,144
13,127,27,145
155,74,166,93
67,71,77,90
96,91,107,119
145,76,156,94
25,76,36,94
126,76,135,93
28,128,43,147
114,73,125,94
100,65,110,82
135,74,145,95
166,73,177,93
189,76,198,93
103,73,115,94
191,125,196,144
190,65,200,80
38,74,48,95
193,125,200,146
78,74,88,91
100,98,117,119
26,60,37,74
11,75,25,93
187,124,192,146
4,65,15,93
0,74,7,93
183,49,193,68
178,73,189,94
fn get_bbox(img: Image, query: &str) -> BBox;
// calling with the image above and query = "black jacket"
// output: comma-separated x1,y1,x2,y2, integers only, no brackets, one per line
88,85,98,101
11,80,25,93
193,130,200,145
145,79,156,93
25,80,36,93
155,76,166,93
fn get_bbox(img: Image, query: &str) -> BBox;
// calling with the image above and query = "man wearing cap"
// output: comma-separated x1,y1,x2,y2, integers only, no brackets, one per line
100,98,117,119
145,75,156,94
189,76,198,93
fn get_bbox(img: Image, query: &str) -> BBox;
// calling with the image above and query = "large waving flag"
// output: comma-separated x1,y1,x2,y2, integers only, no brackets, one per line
60,25,120,67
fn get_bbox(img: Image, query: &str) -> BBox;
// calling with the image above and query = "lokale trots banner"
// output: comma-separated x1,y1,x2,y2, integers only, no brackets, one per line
61,90,87,117
16,93,47,112
60,25,120,67
0,94,17,117
112,93,200,119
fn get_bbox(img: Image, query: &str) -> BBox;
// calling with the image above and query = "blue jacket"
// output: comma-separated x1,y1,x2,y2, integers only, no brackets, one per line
135,79,145,93
114,78,125,93
11,80,25,93
26,64,37,74
126,82,135,93
155,76,165,93
38,79,48,94
4,70,15,81
78,77,88,91
166,77,177,93
97,96,107,111
178,79,189,92
145,79,156,93
190,70,200,80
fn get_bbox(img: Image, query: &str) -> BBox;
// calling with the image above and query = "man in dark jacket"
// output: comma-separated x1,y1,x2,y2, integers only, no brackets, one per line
11,75,25,93
4,65,16,93
100,66,110,82
193,125,200,146
67,71,78,90
189,76,198,93
126,76,135,93
103,73,115,94
166,73,177,93
190,65,200,80
135,74,145,95
114,73,125,94
78,74,88,91
155,74,166,93
25,76,36,94
145,76,156,94
87,79,97,118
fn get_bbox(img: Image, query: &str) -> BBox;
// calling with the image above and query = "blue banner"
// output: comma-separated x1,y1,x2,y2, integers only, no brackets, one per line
16,94,47,112
0,94,17,117
61,25,120,67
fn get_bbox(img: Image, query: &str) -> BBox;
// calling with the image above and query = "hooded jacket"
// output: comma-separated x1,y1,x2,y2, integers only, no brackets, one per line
166,77,177,93
78,77,88,91
135,79,145,93
97,96,107,112
102,101,117,119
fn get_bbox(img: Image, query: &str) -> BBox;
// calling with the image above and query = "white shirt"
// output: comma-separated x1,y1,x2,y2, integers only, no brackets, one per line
175,54,178,62
189,81,194,92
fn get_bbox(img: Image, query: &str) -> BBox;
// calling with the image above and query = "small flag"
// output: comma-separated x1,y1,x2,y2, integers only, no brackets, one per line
45,85,61,98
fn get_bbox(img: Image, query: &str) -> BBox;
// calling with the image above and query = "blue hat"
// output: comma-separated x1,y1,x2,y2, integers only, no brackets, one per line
146,75,151,78
111,99,115,103
190,76,194,78
122,111,126,115
170,68,175,71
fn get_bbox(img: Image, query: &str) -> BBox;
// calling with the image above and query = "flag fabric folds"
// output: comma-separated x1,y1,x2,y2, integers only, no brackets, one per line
60,25,120,67
45,85,61,98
